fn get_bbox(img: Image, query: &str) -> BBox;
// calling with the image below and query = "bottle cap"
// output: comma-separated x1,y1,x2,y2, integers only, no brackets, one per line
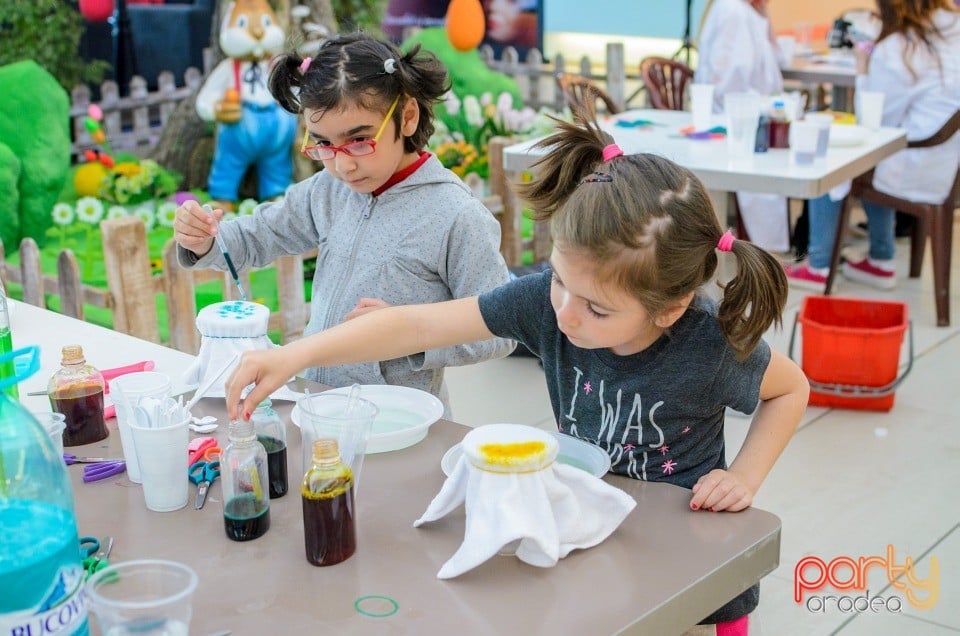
256,398,273,410
61,345,85,365
228,419,256,442
312,439,341,464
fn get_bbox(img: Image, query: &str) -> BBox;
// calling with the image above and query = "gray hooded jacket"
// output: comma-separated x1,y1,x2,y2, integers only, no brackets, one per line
179,154,515,414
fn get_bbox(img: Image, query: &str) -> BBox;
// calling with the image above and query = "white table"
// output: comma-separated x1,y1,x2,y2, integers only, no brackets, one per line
782,53,857,111
504,109,906,201
7,302,784,634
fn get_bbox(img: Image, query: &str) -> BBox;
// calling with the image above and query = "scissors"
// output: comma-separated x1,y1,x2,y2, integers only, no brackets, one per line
78,535,113,578
188,460,221,510
188,437,221,466
65,455,128,483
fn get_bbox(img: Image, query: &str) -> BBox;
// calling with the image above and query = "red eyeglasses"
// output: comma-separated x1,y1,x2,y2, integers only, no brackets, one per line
300,95,402,161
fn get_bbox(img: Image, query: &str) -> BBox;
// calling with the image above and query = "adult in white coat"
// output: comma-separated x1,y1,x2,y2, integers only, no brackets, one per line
786,0,960,290
695,0,791,252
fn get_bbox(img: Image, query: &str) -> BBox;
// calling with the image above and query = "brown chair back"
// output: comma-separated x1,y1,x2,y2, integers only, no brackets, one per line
555,73,622,115
640,56,695,111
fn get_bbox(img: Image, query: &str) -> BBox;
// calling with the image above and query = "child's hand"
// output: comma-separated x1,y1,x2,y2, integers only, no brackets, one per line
343,297,391,322
224,348,299,420
689,469,754,512
174,200,221,257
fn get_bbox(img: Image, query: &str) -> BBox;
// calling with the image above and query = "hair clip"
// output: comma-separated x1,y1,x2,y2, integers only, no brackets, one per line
577,171,613,186
383,58,397,74
299,57,312,74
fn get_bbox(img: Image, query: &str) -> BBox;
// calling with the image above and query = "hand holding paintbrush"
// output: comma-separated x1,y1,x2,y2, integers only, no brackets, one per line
172,200,248,301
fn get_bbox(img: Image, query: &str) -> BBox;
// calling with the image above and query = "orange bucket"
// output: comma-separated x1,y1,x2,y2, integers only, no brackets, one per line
791,296,911,411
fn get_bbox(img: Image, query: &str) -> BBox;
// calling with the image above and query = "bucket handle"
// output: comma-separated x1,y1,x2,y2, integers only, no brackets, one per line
787,312,914,399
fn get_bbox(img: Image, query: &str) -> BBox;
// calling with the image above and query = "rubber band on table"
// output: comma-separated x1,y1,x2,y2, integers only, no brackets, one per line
354,595,399,618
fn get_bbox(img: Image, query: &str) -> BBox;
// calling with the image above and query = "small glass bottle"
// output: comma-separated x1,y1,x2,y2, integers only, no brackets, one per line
48,345,107,447
221,419,271,541
250,399,288,498
0,279,17,400
302,439,356,566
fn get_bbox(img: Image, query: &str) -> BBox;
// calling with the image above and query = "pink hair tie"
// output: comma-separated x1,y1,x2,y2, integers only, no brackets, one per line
602,143,624,162
716,230,736,252
299,57,312,74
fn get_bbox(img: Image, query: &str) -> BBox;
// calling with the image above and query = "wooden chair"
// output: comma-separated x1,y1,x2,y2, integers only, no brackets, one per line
825,109,960,326
639,56,694,111
555,73,622,116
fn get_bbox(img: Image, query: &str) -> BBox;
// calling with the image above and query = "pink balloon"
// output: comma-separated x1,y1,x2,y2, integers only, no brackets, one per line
88,104,103,121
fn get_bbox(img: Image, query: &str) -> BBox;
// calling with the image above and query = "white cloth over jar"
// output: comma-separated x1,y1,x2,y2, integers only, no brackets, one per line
414,424,636,579
183,301,299,401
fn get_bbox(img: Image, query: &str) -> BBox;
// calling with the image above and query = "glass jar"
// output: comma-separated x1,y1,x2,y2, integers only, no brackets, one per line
48,345,107,447
221,419,270,541
250,399,287,498
301,439,356,566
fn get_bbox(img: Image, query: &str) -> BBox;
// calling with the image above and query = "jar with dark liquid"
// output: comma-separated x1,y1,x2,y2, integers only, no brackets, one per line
302,439,356,566
221,419,271,541
251,399,287,498
48,345,108,447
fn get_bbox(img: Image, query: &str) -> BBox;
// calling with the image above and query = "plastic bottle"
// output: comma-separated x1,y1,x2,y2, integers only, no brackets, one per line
250,399,288,498
0,279,17,401
302,439,356,566
221,419,271,541
769,99,791,149
48,345,108,447
1,345,90,635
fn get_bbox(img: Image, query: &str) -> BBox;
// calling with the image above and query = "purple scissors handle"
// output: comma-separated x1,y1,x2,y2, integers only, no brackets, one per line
82,461,126,483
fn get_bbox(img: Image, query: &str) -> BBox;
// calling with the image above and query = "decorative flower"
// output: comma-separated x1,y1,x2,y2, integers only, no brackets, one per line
463,95,483,127
133,204,156,231
435,141,480,177
107,205,128,219
75,196,105,225
157,201,178,228
238,199,258,216
52,202,75,226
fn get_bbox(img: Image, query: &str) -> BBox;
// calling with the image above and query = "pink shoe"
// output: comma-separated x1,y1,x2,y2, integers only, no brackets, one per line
841,259,896,290
784,263,827,291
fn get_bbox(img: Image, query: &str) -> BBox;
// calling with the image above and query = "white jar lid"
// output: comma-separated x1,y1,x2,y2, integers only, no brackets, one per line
462,424,558,473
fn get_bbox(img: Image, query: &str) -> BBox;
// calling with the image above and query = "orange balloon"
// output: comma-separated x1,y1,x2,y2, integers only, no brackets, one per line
445,0,485,52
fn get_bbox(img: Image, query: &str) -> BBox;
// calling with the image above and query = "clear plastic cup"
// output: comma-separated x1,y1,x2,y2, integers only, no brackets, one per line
689,83,715,131
804,113,834,156
856,91,885,130
111,372,172,483
296,393,377,495
32,411,66,461
724,93,762,158
86,559,198,636
790,120,819,165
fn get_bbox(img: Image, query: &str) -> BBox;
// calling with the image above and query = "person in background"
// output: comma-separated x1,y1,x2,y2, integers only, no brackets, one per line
786,0,959,290
224,105,809,635
484,0,539,49
174,33,515,415
695,0,792,253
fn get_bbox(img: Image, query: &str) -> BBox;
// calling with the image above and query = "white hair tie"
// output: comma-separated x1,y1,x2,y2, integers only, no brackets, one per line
383,58,397,74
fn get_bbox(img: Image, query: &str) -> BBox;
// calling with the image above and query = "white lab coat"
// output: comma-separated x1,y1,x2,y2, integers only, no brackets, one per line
696,0,790,251
829,10,960,204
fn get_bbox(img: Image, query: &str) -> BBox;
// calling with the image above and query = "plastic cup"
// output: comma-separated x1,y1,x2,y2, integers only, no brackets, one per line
804,113,834,156
790,120,819,165
297,393,377,495
689,83,715,131
86,559,198,636
856,91,885,130
129,414,189,512
32,411,66,461
777,35,797,67
724,93,762,158
111,372,172,483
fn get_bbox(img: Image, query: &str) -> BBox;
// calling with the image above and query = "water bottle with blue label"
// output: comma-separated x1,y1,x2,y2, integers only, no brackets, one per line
0,345,90,635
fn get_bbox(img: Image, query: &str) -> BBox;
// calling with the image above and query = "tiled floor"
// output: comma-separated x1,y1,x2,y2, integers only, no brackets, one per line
444,219,960,635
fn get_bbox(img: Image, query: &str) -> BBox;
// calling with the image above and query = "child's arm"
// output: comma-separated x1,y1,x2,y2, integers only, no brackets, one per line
690,349,809,512
224,297,494,419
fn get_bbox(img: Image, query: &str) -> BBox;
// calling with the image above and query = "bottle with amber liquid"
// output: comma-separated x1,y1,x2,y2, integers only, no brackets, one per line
48,345,108,447
302,439,356,566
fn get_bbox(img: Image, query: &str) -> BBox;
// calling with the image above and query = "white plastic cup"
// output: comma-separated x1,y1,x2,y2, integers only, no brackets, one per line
129,414,189,512
856,90,885,130
33,411,66,461
111,372,172,483
297,393,377,495
724,93,762,158
777,35,797,68
86,559,198,636
689,83,715,131
804,113,834,156
790,121,819,165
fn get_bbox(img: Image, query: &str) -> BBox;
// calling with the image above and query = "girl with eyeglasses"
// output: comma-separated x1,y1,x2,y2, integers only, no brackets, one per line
173,33,514,415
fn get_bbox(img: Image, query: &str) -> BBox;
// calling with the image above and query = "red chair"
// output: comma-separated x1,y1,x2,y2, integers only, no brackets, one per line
825,109,960,326
639,57,694,111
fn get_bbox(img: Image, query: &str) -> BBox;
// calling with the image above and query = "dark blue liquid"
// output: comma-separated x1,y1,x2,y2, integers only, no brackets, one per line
223,493,270,541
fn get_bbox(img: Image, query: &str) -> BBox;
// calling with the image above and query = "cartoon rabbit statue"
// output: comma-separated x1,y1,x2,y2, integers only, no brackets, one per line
196,0,297,207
